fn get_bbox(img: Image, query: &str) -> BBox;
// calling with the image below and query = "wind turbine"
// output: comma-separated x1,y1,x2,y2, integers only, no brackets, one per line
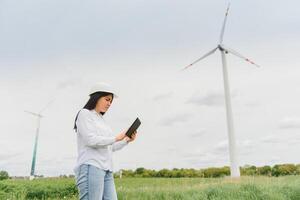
25,99,54,180
183,4,260,177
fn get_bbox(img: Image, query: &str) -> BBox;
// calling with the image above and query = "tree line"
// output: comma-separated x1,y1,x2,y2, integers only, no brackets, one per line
115,164,300,178
1,163,299,180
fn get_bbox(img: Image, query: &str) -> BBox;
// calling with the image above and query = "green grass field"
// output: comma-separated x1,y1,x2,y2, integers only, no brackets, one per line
0,176,300,200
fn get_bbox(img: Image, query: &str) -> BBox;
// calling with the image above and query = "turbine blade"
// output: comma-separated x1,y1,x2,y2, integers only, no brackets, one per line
25,110,43,118
219,3,230,44
223,45,261,67
39,98,55,114
182,47,218,70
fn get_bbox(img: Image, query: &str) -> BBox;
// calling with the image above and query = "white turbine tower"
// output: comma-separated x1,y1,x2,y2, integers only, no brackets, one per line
25,99,54,180
183,4,260,177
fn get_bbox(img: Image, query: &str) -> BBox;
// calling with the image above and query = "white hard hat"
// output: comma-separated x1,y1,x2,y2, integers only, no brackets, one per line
89,82,118,98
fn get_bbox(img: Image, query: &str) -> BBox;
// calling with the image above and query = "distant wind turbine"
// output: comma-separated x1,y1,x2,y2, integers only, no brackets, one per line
183,3,260,177
25,99,54,180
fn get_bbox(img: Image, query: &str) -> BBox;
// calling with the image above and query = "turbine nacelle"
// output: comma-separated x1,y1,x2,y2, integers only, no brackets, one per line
24,110,43,118
217,44,228,53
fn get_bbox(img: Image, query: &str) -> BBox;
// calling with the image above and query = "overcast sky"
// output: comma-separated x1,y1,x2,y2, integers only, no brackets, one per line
0,0,300,176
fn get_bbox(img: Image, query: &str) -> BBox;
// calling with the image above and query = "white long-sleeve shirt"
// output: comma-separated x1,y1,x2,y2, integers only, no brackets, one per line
74,109,127,172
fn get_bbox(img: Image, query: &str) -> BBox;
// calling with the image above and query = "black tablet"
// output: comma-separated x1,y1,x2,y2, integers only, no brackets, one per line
125,118,141,138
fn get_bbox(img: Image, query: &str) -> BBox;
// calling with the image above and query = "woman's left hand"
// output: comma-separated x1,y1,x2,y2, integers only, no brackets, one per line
125,131,137,143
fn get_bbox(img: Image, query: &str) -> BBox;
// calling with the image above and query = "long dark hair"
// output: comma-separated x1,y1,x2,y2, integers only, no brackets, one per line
74,92,114,131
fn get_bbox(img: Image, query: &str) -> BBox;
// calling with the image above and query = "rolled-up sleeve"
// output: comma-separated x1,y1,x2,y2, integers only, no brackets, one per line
76,110,115,148
112,140,128,152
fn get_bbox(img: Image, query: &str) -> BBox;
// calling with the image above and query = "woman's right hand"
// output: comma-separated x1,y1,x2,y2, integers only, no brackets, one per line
115,132,126,142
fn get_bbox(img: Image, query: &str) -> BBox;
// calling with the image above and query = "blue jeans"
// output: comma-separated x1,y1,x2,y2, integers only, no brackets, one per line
75,164,118,200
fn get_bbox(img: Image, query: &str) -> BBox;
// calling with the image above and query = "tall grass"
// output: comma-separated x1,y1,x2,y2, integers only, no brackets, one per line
0,176,299,200
116,176,300,200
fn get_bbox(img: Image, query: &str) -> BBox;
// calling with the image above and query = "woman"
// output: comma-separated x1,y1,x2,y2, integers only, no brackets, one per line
74,82,136,200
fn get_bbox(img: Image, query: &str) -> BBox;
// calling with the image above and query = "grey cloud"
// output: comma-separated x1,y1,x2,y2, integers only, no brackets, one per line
159,113,193,126
185,140,248,164
0,141,24,163
189,129,207,138
183,139,256,160
258,133,298,145
278,117,300,129
183,152,207,159
182,139,257,167
210,139,256,156
186,90,239,107
181,146,207,159
187,92,224,106
183,152,227,167
244,101,260,107
211,140,228,155
269,156,281,163
260,135,282,144
238,140,256,156
56,77,83,90
287,138,300,145
0,153,22,161
37,156,76,167
152,92,173,101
